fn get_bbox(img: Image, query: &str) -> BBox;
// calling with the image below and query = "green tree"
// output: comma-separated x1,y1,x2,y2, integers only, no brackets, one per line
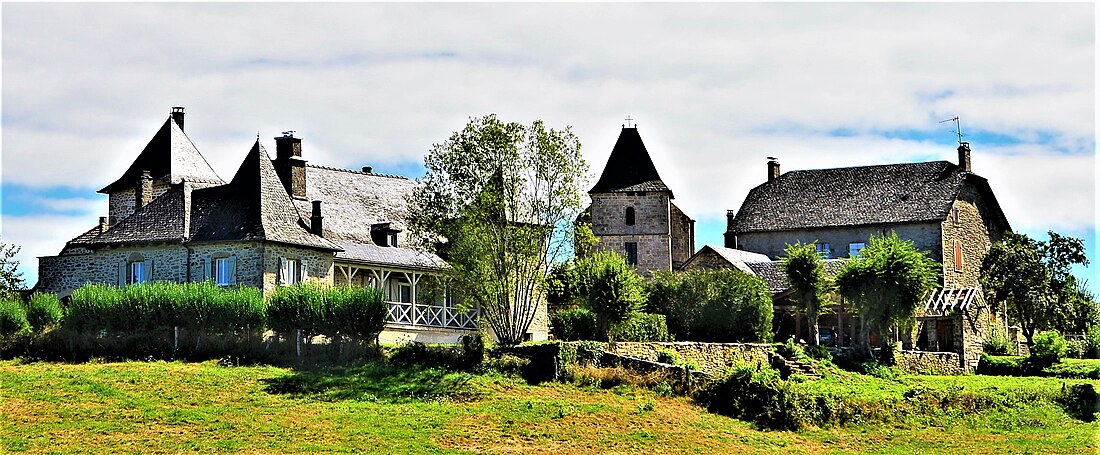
408,115,587,346
0,243,25,295
835,232,940,353
646,269,772,342
574,251,646,338
781,242,832,346
981,231,1090,345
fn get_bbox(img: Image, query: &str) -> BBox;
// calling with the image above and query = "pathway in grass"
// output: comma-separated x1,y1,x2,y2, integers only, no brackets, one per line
1,360,1097,454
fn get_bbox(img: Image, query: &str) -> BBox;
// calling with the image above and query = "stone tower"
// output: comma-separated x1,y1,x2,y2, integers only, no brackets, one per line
587,126,695,275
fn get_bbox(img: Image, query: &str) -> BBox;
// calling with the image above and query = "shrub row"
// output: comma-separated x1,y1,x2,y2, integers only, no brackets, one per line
68,282,264,336
646,269,772,342
267,283,386,345
550,308,670,342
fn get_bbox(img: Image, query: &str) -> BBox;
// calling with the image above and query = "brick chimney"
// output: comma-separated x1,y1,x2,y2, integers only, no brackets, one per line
362,166,372,174
136,170,153,210
171,106,185,131
310,200,324,236
273,131,308,199
957,142,971,172
767,157,780,182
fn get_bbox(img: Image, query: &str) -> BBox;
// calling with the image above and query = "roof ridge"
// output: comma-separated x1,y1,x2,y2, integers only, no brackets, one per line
305,163,409,180
786,160,954,174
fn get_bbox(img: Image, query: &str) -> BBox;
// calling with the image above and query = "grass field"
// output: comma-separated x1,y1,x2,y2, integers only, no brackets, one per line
2,359,1098,454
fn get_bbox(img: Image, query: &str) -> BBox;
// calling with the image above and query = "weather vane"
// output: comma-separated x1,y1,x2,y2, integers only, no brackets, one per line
938,116,965,144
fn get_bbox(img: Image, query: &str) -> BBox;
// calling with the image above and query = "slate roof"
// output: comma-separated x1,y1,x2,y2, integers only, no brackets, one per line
334,241,448,270
590,127,672,196
189,140,340,251
686,245,770,273
292,165,416,243
99,116,223,193
731,161,974,233
745,259,847,294
92,185,188,244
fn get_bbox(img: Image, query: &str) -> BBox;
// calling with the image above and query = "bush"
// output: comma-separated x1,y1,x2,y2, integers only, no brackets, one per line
327,286,386,344
0,297,30,338
804,344,832,362
978,354,1024,376
575,252,646,335
984,324,1014,355
608,313,670,342
550,308,598,341
388,342,467,370
656,348,681,365
647,269,772,342
460,333,485,364
24,293,63,333
1086,325,1100,359
1031,331,1069,366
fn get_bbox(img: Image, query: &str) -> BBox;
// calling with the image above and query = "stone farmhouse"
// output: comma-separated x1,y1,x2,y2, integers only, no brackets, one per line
713,144,1012,369
586,126,696,276
34,107,548,343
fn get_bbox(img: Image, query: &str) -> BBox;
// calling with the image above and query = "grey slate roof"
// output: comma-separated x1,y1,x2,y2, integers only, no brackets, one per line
189,140,340,251
92,186,188,244
745,259,847,294
293,165,417,243
590,127,672,196
99,117,223,193
731,161,968,233
335,241,448,270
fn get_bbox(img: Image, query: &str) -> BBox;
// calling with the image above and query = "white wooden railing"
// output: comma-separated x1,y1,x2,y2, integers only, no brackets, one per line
386,301,478,330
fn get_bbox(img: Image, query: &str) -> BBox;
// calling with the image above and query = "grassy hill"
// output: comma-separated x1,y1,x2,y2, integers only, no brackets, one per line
2,358,1098,454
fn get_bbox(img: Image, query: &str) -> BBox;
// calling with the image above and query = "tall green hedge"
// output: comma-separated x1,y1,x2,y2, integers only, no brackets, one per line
67,282,264,336
0,297,29,338
646,269,773,342
25,293,63,333
267,283,386,344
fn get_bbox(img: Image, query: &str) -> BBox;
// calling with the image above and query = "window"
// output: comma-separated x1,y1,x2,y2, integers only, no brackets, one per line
815,243,831,259
213,257,234,286
128,261,146,285
398,282,412,303
625,207,636,226
848,242,865,258
951,207,960,224
388,233,398,247
279,257,301,285
624,242,638,266
953,240,963,271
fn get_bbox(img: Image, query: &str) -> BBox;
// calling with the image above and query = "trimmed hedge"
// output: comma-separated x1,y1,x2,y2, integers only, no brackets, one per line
550,308,598,341
0,298,29,338
268,283,386,345
25,293,63,333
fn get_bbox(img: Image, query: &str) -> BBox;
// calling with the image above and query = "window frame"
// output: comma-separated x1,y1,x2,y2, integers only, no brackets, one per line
953,240,964,271
624,242,638,266
848,242,866,258
213,256,233,287
128,261,146,285
815,242,832,259
279,257,302,286
625,207,636,226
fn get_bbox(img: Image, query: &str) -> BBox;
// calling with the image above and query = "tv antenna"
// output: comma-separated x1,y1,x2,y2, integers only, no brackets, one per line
938,116,965,144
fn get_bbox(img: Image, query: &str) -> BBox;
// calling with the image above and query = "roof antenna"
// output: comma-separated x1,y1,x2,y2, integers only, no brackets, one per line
938,116,965,144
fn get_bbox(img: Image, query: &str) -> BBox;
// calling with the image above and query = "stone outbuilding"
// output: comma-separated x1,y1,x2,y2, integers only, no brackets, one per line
35,107,547,343
721,143,1013,370
585,125,695,276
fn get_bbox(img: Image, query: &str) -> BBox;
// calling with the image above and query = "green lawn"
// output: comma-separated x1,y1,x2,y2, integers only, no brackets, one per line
1,359,1097,454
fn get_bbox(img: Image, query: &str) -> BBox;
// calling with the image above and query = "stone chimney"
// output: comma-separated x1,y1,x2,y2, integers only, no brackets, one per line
136,170,153,210
362,166,372,174
310,200,324,236
273,131,308,199
957,142,971,172
171,106,185,131
99,216,110,234
767,157,781,182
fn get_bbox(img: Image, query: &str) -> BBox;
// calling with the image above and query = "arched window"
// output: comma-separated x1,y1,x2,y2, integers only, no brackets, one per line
625,207,636,226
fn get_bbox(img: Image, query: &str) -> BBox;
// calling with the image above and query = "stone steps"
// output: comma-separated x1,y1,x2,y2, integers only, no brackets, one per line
770,351,821,380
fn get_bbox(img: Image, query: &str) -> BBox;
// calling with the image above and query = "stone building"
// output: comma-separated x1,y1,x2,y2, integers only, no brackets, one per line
35,107,548,343
720,143,1012,370
586,126,695,275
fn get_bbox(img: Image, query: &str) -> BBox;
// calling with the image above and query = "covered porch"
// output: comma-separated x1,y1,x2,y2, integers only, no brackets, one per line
334,262,479,332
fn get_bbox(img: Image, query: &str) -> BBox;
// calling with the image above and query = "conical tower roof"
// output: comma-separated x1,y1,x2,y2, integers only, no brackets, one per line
99,115,223,193
589,126,672,197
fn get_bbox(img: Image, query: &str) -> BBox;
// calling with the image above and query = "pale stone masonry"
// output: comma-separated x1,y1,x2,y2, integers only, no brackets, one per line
36,107,547,343
585,126,695,275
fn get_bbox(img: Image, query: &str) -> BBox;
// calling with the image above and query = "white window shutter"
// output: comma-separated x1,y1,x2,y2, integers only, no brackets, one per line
278,257,287,284
203,257,211,281
146,259,154,283
228,256,237,285
118,260,127,286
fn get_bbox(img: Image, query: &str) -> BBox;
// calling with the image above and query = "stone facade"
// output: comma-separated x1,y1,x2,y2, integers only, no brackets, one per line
37,244,189,296
589,192,695,276
730,222,942,261
108,182,173,223
261,243,335,289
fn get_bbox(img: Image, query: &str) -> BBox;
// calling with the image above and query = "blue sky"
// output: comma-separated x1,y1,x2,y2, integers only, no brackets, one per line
2,3,1095,291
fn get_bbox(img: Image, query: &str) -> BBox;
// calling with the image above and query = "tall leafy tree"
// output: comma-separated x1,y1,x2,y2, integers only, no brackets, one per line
781,242,832,346
835,232,940,353
0,243,25,296
981,231,1090,345
408,115,587,346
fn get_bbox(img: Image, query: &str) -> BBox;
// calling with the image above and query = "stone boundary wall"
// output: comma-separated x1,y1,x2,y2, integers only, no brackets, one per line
894,350,963,375
604,342,773,377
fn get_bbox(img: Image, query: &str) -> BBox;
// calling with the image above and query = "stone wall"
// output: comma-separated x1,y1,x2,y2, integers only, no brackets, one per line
731,222,942,261
107,181,172,222
261,243,334,291
669,202,695,270
940,182,1003,290
589,192,673,276
187,242,266,288
603,341,773,377
894,350,963,375
36,244,188,296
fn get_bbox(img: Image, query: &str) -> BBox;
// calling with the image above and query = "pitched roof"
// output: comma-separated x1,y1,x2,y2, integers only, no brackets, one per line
590,127,672,196
292,165,417,243
334,241,448,270
89,185,188,245
189,140,340,251
99,116,223,193
684,245,770,273
744,259,847,294
731,160,969,233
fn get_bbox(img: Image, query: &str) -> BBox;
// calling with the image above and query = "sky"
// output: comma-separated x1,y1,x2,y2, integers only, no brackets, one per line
2,3,1096,290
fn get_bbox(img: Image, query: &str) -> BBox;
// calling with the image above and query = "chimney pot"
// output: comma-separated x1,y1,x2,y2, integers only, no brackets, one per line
362,166,373,174
310,200,324,236
767,157,781,182
957,142,972,172
170,106,185,131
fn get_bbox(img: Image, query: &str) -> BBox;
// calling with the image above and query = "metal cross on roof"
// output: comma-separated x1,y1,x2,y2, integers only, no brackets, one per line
625,116,634,128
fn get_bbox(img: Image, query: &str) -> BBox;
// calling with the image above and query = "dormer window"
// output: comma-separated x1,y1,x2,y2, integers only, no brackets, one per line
371,222,403,247
625,207,636,226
